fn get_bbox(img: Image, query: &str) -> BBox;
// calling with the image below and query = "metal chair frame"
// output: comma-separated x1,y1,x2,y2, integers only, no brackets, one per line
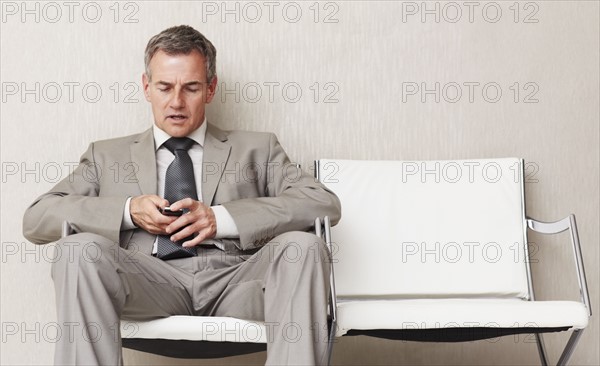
315,158,591,366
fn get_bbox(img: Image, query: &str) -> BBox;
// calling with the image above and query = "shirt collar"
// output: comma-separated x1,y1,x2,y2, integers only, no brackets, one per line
153,118,207,151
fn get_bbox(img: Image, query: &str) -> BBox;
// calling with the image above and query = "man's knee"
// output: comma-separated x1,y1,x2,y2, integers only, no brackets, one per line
272,231,330,266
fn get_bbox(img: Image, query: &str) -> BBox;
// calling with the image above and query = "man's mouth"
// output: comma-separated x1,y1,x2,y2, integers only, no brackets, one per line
167,114,187,121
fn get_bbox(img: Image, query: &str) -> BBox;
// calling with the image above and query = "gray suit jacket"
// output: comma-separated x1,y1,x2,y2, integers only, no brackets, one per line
23,123,341,255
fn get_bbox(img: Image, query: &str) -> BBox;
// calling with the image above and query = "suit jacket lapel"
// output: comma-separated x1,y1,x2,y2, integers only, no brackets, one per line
202,123,231,205
130,128,158,195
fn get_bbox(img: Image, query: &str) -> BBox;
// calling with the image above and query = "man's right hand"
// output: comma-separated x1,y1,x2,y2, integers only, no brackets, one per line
130,195,177,235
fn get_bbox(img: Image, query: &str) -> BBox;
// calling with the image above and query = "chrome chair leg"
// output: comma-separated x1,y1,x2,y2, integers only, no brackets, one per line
535,333,549,366
557,329,584,366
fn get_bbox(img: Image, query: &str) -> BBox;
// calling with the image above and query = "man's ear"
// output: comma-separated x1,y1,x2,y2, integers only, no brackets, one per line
205,76,218,104
142,73,151,101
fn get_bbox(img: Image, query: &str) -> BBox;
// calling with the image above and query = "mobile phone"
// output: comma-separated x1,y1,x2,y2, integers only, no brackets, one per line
159,207,184,217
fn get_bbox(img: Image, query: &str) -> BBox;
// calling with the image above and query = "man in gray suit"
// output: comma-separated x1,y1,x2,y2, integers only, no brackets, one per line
23,25,341,366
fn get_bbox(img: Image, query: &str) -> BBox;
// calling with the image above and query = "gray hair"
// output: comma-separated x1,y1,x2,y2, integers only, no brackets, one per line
144,25,217,83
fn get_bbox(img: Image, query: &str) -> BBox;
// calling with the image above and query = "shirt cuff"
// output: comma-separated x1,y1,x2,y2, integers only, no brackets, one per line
212,205,239,239
121,197,137,230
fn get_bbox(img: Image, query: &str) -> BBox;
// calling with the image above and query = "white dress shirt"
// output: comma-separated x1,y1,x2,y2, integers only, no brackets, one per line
121,119,239,252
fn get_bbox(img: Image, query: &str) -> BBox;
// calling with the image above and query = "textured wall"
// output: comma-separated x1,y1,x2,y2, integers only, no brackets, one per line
1,1,598,365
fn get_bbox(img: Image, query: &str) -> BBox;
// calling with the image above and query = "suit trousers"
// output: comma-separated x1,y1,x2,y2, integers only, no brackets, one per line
51,231,331,365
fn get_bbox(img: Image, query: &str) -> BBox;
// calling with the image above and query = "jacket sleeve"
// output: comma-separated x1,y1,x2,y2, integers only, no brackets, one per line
221,133,341,250
22,143,127,244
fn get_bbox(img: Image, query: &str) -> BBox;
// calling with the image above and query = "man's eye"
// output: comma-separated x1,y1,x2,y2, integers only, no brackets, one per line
187,88,199,93
158,88,170,92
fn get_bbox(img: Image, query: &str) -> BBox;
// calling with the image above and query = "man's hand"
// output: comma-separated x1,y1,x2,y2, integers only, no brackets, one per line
166,198,217,247
130,195,177,235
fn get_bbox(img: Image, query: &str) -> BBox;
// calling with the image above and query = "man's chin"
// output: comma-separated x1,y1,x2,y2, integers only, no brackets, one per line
158,122,197,137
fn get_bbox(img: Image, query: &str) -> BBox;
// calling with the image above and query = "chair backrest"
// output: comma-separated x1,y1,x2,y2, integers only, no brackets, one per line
317,158,530,300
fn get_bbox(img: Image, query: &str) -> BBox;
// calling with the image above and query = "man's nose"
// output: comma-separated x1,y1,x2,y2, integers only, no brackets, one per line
170,89,185,109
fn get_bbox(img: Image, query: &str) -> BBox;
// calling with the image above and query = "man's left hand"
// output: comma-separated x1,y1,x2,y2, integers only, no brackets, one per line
166,198,217,247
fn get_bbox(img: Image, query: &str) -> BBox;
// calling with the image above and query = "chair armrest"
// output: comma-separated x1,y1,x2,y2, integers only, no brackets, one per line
61,221,75,239
527,214,591,316
315,216,337,365
315,217,337,324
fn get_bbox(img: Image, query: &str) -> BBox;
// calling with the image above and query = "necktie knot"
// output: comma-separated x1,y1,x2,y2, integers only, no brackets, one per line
163,137,195,153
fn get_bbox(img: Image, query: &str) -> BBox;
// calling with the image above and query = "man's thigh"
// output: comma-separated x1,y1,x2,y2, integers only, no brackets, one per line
204,231,328,321
54,233,196,320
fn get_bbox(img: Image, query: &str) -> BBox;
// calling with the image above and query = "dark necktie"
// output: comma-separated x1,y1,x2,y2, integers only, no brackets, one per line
156,137,198,260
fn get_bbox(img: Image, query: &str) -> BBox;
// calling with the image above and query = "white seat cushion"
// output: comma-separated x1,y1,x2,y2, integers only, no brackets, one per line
121,316,267,343
335,299,589,337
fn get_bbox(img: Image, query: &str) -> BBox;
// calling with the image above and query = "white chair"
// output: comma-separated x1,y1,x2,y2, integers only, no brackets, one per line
316,158,591,366
60,219,335,361
60,222,268,359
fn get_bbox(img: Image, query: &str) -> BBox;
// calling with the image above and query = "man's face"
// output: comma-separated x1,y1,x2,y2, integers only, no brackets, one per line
142,50,217,137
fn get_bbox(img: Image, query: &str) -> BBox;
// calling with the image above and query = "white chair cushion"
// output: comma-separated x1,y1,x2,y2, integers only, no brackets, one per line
335,299,589,337
318,158,529,299
121,316,267,343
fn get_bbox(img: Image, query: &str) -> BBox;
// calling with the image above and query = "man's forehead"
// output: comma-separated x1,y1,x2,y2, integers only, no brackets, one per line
154,79,203,85
149,68,206,84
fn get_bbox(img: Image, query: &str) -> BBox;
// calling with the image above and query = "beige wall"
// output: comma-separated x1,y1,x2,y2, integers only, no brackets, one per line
1,1,598,365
